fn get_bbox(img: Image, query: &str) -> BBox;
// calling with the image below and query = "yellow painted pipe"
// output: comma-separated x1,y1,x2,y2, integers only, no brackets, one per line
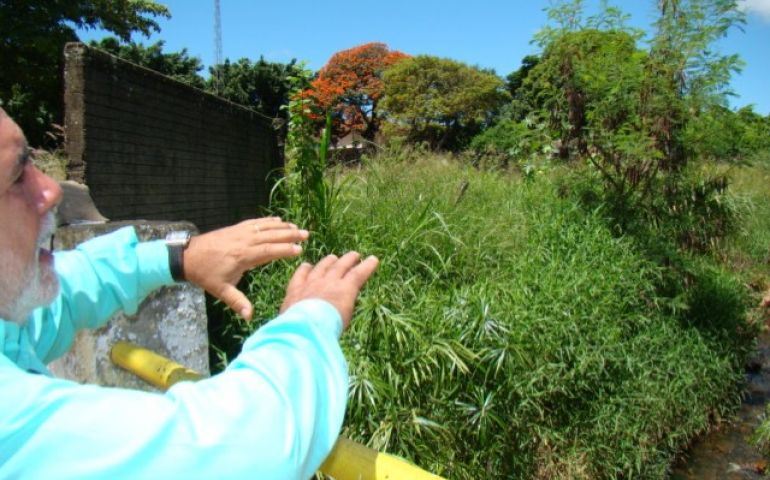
110,341,204,388
320,437,445,480
110,341,445,480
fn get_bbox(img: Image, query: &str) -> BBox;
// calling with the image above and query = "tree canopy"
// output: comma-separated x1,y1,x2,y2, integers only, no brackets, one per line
683,104,770,160
308,42,408,140
208,57,306,120
381,55,509,149
90,37,204,89
207,57,309,147
519,28,647,159
0,0,170,146
505,54,540,99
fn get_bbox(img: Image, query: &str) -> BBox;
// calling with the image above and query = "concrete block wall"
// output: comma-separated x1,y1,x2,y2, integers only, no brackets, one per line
63,42,281,232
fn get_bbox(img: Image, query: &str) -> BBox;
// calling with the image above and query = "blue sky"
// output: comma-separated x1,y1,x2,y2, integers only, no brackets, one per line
77,0,770,114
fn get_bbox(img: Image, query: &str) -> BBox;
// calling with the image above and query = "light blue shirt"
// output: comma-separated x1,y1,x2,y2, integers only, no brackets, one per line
0,227,348,479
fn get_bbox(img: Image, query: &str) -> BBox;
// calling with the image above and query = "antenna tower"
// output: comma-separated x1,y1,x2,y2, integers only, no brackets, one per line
213,0,223,94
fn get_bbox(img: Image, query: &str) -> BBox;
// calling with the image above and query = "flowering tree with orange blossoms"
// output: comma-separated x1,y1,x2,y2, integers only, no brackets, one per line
308,42,409,140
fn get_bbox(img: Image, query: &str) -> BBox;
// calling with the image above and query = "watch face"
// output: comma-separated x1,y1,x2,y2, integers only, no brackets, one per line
166,231,191,247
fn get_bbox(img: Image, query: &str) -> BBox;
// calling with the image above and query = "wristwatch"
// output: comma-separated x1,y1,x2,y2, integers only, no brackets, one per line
165,231,192,282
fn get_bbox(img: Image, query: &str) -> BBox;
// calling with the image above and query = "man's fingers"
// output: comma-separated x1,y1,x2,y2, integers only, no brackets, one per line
216,284,254,321
248,243,303,267
343,255,380,289
252,227,309,246
253,220,297,232
249,216,282,226
242,217,298,234
286,262,313,294
308,254,339,281
329,251,362,278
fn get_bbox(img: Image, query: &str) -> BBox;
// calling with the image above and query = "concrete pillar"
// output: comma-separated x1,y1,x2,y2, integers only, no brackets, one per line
48,221,210,391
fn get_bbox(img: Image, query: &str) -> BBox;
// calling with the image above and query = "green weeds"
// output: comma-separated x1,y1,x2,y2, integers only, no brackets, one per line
717,159,770,285
735,157,770,456
32,148,67,181
215,154,754,478
281,84,343,249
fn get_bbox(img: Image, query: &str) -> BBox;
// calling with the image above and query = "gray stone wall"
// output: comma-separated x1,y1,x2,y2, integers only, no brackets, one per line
63,42,281,233
48,221,210,391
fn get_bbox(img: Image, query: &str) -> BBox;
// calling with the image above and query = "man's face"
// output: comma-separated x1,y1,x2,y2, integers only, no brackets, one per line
0,110,62,323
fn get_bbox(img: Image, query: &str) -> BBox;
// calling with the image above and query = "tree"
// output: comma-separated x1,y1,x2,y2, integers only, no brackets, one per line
737,108,770,155
207,57,306,119
206,57,310,150
0,0,170,146
683,105,770,160
505,55,540,99
90,37,205,89
520,0,744,165
519,29,647,160
516,0,746,246
491,55,543,123
647,0,745,168
308,42,408,140
381,55,509,150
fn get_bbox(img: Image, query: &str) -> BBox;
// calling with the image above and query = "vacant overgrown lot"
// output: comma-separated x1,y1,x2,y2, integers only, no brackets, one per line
214,154,756,479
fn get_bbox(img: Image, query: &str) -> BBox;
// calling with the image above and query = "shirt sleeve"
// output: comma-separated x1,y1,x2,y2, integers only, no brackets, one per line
0,299,348,480
26,226,174,364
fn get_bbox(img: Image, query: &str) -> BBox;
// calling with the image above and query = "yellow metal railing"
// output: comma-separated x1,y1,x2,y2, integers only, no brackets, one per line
111,341,445,480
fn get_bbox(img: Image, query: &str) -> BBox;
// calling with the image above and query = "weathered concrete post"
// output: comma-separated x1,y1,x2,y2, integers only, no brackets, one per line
48,221,210,391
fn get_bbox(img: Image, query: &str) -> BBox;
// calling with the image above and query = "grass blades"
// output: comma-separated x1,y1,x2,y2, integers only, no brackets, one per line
216,153,756,479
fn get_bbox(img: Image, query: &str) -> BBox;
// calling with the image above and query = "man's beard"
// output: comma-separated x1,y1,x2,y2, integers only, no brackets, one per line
1,212,59,324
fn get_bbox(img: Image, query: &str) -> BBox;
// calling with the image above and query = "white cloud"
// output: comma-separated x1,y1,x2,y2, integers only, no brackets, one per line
738,0,770,22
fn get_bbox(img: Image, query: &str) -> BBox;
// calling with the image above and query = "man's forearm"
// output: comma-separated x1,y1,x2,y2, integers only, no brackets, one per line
0,299,347,479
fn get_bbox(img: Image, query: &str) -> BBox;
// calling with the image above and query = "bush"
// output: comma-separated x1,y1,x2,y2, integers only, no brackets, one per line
468,118,553,171
215,155,752,479
683,106,770,163
32,149,67,181
564,159,738,255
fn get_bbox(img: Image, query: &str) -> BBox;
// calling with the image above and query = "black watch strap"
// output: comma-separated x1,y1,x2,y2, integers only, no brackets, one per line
167,243,185,281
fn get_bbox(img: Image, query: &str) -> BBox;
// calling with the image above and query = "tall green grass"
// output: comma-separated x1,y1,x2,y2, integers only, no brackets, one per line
718,157,770,287
729,155,770,455
216,154,752,478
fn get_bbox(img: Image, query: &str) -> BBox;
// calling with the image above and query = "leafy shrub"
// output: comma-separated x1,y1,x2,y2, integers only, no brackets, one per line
659,169,737,252
469,119,528,156
683,105,770,162
281,66,345,250
564,158,738,256
509,1,746,259
32,149,67,181
468,118,552,171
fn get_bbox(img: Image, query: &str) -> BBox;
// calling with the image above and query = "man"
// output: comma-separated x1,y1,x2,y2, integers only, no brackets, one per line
0,107,379,478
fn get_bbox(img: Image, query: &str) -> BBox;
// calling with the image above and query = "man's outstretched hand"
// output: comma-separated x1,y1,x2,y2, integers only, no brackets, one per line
280,252,379,330
184,217,309,321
